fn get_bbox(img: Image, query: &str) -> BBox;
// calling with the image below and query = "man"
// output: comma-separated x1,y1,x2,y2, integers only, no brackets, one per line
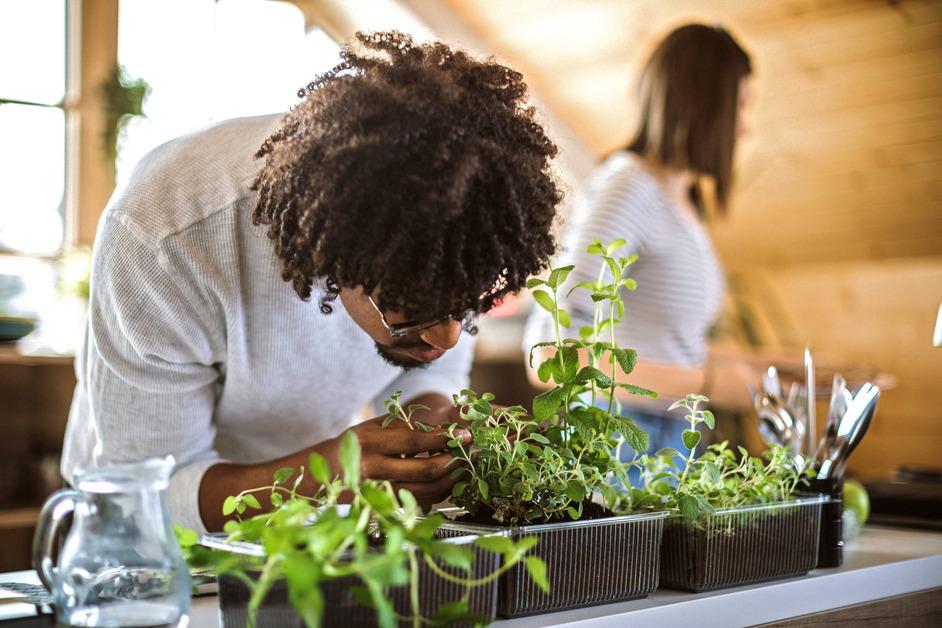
61,32,561,532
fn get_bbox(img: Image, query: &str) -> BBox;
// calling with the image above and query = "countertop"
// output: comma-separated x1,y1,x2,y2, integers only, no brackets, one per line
2,526,940,627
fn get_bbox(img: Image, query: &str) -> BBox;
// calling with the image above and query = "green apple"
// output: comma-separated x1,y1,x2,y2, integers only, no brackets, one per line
843,478,870,525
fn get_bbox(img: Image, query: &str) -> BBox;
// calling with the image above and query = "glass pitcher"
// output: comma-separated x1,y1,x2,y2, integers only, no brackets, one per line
32,456,190,627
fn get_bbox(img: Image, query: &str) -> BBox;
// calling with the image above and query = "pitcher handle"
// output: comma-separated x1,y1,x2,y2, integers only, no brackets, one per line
32,488,82,592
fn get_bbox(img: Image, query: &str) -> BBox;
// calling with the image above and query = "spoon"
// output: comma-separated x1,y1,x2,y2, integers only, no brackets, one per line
814,373,846,462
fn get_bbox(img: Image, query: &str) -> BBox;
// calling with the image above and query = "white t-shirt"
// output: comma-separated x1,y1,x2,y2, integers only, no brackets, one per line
61,114,476,531
524,151,725,367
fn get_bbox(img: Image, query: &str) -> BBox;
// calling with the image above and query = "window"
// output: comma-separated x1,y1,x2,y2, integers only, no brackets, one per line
116,0,341,184
0,0,68,257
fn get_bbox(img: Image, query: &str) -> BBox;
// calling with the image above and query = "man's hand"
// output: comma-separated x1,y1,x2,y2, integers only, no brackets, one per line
323,413,471,504
199,398,470,530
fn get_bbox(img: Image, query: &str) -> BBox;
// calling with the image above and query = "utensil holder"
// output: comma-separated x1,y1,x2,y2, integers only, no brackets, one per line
808,477,843,568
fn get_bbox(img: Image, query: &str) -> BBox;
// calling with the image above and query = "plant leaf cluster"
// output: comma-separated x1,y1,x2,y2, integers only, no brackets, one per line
619,394,814,524
392,239,657,525
177,432,547,628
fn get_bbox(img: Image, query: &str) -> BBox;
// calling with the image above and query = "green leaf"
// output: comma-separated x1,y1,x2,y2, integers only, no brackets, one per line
586,240,605,255
273,466,294,485
678,493,700,521
557,308,572,328
605,238,627,255
531,289,555,313
559,346,579,381
475,535,515,555
532,387,565,421
536,359,555,383
222,496,238,516
547,265,574,289
682,429,701,451
429,541,473,571
309,452,331,485
703,462,721,486
578,325,595,340
621,417,650,453
702,410,716,430
655,447,682,458
526,277,546,289
525,556,550,593
565,481,586,503
174,525,199,548
242,494,262,510
381,414,396,428
617,383,658,397
477,478,490,501
620,277,638,291
694,494,717,515
611,348,638,374
340,431,361,486
528,432,550,445
270,492,284,507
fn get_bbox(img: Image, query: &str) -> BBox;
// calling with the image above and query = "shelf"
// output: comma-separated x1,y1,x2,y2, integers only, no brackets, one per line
0,344,73,367
0,507,41,530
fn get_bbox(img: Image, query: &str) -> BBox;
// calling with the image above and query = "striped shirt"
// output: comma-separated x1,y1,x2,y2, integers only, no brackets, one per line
524,151,724,367
61,114,476,532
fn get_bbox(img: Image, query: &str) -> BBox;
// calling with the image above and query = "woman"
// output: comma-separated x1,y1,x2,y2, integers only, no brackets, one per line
525,23,757,453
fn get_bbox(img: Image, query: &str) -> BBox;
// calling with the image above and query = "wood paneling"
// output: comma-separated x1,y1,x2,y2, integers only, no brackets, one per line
442,0,942,478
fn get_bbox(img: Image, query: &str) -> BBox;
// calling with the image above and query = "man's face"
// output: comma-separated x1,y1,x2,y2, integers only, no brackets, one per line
339,287,463,370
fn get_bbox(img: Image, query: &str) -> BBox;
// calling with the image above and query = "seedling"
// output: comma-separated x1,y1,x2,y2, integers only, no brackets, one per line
177,432,547,628
387,239,656,525
623,394,814,524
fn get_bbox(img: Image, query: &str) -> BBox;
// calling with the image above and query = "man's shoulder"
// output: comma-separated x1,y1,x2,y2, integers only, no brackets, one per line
105,113,284,245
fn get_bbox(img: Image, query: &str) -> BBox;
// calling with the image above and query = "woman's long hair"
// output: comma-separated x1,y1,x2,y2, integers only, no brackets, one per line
627,24,752,215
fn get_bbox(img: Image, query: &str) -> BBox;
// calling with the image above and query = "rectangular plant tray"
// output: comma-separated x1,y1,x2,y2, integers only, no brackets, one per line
203,533,500,628
436,510,667,618
659,494,828,592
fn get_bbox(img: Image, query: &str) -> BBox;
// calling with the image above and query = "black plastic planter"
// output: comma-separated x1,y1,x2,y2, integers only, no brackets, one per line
203,534,500,628
659,495,827,592
436,510,667,618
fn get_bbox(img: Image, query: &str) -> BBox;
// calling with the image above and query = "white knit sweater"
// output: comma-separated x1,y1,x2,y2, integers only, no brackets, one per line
61,114,475,531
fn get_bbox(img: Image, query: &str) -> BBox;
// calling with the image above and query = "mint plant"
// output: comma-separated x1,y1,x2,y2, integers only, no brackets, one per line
405,239,656,525
178,432,547,628
621,394,813,524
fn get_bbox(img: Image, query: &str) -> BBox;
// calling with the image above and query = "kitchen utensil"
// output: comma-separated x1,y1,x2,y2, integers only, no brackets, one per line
756,392,805,459
32,456,190,628
816,383,879,480
761,366,783,399
804,348,816,458
814,374,847,462
833,385,879,478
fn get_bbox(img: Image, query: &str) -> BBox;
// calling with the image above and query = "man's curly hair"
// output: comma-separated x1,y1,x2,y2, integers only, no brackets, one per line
252,31,561,320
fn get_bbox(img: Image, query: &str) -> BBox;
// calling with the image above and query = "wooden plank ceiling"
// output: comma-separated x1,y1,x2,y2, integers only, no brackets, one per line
446,0,942,271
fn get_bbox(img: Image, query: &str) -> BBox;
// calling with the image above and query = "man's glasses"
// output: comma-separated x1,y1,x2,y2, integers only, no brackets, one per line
367,295,472,338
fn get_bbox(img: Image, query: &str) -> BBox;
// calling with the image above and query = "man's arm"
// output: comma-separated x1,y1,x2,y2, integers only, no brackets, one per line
198,399,468,531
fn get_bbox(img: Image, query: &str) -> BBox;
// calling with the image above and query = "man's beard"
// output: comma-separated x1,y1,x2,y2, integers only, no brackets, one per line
374,341,431,371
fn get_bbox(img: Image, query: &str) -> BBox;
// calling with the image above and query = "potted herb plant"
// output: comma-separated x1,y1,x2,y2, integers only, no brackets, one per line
398,241,669,617
621,394,826,592
178,432,547,628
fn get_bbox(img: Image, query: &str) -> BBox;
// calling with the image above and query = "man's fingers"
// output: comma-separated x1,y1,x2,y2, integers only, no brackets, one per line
369,425,472,455
394,473,460,504
365,452,460,483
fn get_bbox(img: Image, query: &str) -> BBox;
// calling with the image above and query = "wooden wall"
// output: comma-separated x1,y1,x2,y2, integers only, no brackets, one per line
443,0,942,479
